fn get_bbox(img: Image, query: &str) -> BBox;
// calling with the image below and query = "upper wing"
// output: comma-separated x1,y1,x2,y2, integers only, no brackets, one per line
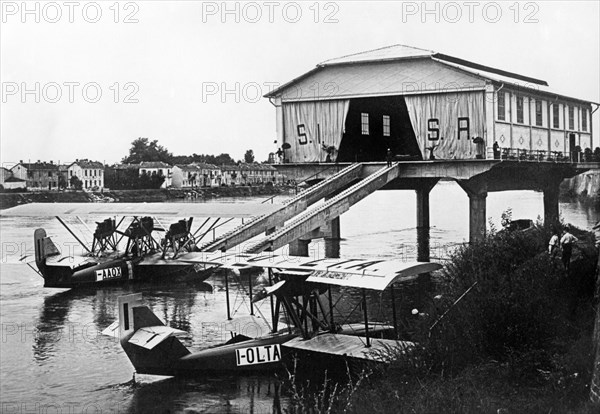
0,202,280,218
188,252,442,291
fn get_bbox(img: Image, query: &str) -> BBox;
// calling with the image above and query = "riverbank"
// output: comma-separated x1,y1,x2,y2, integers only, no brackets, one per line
291,225,599,413
561,171,600,202
0,185,293,210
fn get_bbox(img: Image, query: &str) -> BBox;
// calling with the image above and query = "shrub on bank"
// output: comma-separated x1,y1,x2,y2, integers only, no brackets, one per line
284,224,598,413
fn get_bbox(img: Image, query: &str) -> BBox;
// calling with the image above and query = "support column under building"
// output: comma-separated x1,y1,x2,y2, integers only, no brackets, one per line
468,192,487,242
458,180,488,243
288,239,310,257
415,181,437,262
543,182,560,229
324,217,341,259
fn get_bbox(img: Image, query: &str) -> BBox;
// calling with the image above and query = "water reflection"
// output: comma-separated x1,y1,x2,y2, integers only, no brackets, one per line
126,375,284,414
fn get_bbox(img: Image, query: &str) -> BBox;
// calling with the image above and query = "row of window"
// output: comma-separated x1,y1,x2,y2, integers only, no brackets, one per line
361,113,391,136
497,93,588,132
68,169,103,177
84,180,101,188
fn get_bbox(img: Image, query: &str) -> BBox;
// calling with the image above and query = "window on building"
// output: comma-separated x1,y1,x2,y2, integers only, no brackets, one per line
69,171,73,177
361,113,369,135
582,108,588,131
516,96,524,124
553,104,560,128
48,171,52,177
84,170,88,176
383,115,390,136
535,100,543,126
568,106,574,130
497,92,505,121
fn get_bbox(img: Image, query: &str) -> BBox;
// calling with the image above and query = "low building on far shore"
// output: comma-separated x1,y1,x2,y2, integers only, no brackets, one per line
10,160,59,190
0,167,27,190
172,163,221,188
2,176,27,190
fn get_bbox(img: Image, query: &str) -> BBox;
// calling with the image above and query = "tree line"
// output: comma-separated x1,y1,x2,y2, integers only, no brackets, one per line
121,138,256,165
104,138,257,190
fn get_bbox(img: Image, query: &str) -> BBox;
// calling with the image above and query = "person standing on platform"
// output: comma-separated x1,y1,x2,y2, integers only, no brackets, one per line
386,148,393,167
493,141,500,159
560,227,578,272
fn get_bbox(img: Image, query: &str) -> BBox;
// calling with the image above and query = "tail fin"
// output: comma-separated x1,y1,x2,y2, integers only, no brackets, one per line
109,294,191,376
34,229,60,274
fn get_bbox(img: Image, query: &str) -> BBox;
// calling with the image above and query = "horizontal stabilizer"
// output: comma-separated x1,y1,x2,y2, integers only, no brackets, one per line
45,255,97,269
101,321,120,338
128,325,187,350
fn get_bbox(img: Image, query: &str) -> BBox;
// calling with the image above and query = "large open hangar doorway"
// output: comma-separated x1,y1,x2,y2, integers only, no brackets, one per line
337,96,422,162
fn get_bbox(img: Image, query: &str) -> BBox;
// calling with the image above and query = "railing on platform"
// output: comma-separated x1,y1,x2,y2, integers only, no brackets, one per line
487,147,579,163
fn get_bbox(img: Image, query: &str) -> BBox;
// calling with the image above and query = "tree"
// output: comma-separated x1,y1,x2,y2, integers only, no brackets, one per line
244,149,255,164
122,138,173,164
69,175,83,190
58,174,67,190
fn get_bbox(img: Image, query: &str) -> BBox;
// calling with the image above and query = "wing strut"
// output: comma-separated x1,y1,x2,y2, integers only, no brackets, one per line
390,283,398,338
56,216,91,254
362,289,371,348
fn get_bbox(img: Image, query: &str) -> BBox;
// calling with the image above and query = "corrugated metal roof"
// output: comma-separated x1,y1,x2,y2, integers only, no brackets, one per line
319,44,434,66
278,58,487,102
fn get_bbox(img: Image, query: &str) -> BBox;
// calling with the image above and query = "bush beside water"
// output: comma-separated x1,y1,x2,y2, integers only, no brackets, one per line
284,224,599,413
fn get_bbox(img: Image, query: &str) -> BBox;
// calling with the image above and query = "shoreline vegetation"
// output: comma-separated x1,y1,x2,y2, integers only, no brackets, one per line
284,222,599,413
0,185,294,210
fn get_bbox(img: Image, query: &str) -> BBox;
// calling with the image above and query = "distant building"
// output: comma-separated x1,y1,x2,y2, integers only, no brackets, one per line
67,159,105,190
265,44,595,163
221,163,282,186
0,167,11,184
10,160,59,190
0,167,26,190
2,176,27,190
172,163,221,188
139,161,172,188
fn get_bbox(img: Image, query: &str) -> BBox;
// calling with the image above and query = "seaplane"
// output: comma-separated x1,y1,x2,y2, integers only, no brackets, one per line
101,252,442,376
1,202,279,288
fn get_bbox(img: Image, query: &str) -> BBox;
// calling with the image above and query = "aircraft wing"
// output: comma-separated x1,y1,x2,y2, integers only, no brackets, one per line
304,261,442,290
0,202,280,218
199,253,442,290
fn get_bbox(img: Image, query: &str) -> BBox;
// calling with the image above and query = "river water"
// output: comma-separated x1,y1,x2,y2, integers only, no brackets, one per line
1,181,598,413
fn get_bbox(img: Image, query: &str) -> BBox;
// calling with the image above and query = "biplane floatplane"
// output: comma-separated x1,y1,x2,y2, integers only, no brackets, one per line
101,253,442,376
1,202,279,288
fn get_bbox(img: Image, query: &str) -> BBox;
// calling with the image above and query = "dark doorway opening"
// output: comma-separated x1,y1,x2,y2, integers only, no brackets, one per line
337,96,422,163
569,133,577,162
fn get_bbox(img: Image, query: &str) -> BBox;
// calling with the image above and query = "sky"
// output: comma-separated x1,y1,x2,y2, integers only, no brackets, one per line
1,0,599,167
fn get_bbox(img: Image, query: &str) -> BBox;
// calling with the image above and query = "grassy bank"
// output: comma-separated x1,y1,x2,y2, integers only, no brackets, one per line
0,185,292,210
285,224,599,413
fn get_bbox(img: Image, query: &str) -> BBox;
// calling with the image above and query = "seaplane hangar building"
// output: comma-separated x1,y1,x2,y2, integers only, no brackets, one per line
265,45,596,164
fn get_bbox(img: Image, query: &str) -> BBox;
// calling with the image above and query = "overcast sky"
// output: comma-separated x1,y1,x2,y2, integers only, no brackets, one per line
1,0,598,166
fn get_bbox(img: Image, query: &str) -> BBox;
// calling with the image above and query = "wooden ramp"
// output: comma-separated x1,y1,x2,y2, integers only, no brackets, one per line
245,163,401,253
198,163,363,252
283,333,413,362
